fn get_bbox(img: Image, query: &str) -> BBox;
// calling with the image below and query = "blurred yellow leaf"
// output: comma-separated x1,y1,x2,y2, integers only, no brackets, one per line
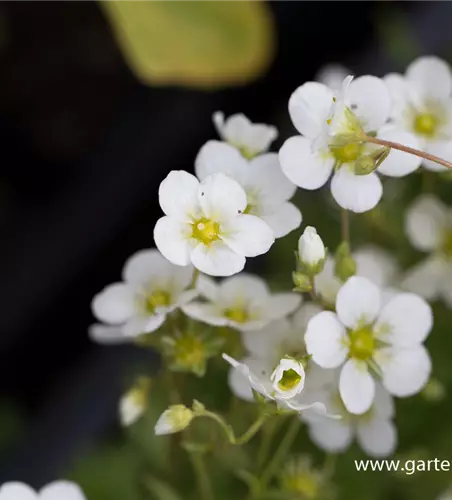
101,0,275,89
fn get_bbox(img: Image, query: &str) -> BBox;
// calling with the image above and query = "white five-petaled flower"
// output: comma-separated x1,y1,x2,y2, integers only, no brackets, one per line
303,379,397,458
213,111,278,159
182,274,301,331
154,171,274,277
305,276,432,415
402,195,452,307
154,404,194,435
196,126,301,238
90,249,197,342
298,226,326,269
0,482,86,500
384,56,452,172
279,75,421,213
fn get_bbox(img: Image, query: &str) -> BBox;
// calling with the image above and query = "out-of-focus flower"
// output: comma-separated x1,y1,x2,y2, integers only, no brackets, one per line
0,482,86,500
182,274,300,331
119,377,151,426
298,226,326,274
154,405,194,435
384,56,452,172
305,276,432,414
154,171,274,276
316,63,350,91
304,380,397,458
279,76,421,213
212,111,277,159
196,118,301,239
403,195,452,308
437,488,452,500
90,249,197,342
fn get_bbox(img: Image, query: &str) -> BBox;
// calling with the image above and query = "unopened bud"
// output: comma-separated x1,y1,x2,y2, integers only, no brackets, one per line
335,242,356,282
297,227,326,276
154,404,194,435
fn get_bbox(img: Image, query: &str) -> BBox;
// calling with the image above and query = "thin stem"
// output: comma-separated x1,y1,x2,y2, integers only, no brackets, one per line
257,416,280,470
260,417,301,489
309,276,317,301
235,414,268,445
199,411,235,443
191,268,200,289
188,451,214,500
363,134,452,170
341,208,350,245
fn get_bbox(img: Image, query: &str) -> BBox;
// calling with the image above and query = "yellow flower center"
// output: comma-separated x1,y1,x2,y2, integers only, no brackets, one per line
442,230,452,258
174,335,205,369
223,307,249,323
348,325,375,361
278,368,302,391
145,290,171,312
192,218,220,245
413,112,438,137
331,142,362,163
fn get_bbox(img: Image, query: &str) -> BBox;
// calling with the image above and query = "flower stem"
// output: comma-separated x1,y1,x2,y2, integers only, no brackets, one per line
309,276,317,302
191,268,200,289
257,416,279,470
235,414,269,445
341,208,350,245
188,451,214,500
259,416,301,489
362,134,452,170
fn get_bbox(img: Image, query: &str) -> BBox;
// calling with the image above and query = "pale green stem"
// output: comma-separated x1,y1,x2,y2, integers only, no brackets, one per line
341,208,350,245
188,451,214,500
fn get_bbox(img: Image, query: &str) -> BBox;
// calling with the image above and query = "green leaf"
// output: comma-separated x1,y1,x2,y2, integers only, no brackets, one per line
100,0,275,89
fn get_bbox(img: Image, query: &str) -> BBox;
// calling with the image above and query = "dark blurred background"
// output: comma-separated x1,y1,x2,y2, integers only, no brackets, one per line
0,0,450,491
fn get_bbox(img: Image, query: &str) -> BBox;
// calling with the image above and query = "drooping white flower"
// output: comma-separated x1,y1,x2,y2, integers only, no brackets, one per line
182,274,301,331
89,249,197,342
154,171,274,276
0,482,86,500
154,405,194,435
196,137,301,239
305,276,432,415
402,195,452,308
316,64,351,91
384,56,452,172
279,75,421,213
298,226,326,271
212,111,278,159
304,380,397,457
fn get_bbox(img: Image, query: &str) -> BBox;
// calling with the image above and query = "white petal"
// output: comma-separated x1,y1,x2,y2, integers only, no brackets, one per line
375,293,432,347
377,127,422,177
91,283,136,324
242,318,292,358
89,324,127,344
316,64,350,91
357,418,397,457
354,245,398,288
373,383,395,420
123,249,171,284
249,153,297,206
120,393,145,426
195,140,248,183
123,314,166,336
308,420,353,453
265,293,302,321
190,241,245,277
154,216,192,266
305,311,348,368
402,257,445,300
228,365,254,402
0,483,37,500
406,56,452,101
404,195,446,251
376,345,432,397
315,257,342,305
384,73,411,113
196,274,219,301
348,76,391,131
158,170,200,221
175,289,198,306
279,136,334,190
331,169,382,213
424,140,452,172
336,276,381,329
222,354,273,399
218,273,269,305
40,482,86,500
221,214,274,257
261,202,302,238
182,302,228,327
339,360,375,415
199,173,247,222
292,303,323,333
289,82,334,138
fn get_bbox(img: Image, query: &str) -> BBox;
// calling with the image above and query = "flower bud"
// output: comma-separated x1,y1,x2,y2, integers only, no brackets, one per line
292,271,312,293
119,377,151,427
155,404,194,435
334,242,356,282
297,227,326,275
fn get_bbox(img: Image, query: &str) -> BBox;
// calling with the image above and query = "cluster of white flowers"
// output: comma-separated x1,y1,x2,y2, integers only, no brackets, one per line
0,482,86,500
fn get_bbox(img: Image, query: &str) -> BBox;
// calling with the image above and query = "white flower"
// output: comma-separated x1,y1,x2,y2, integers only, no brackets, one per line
195,141,301,239
182,274,301,331
279,76,421,213
305,276,432,415
119,378,151,426
0,482,86,500
316,64,350,91
384,56,452,172
154,171,274,276
213,111,277,159
155,405,194,435
305,380,397,458
298,226,326,270
89,249,197,342
402,195,452,308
